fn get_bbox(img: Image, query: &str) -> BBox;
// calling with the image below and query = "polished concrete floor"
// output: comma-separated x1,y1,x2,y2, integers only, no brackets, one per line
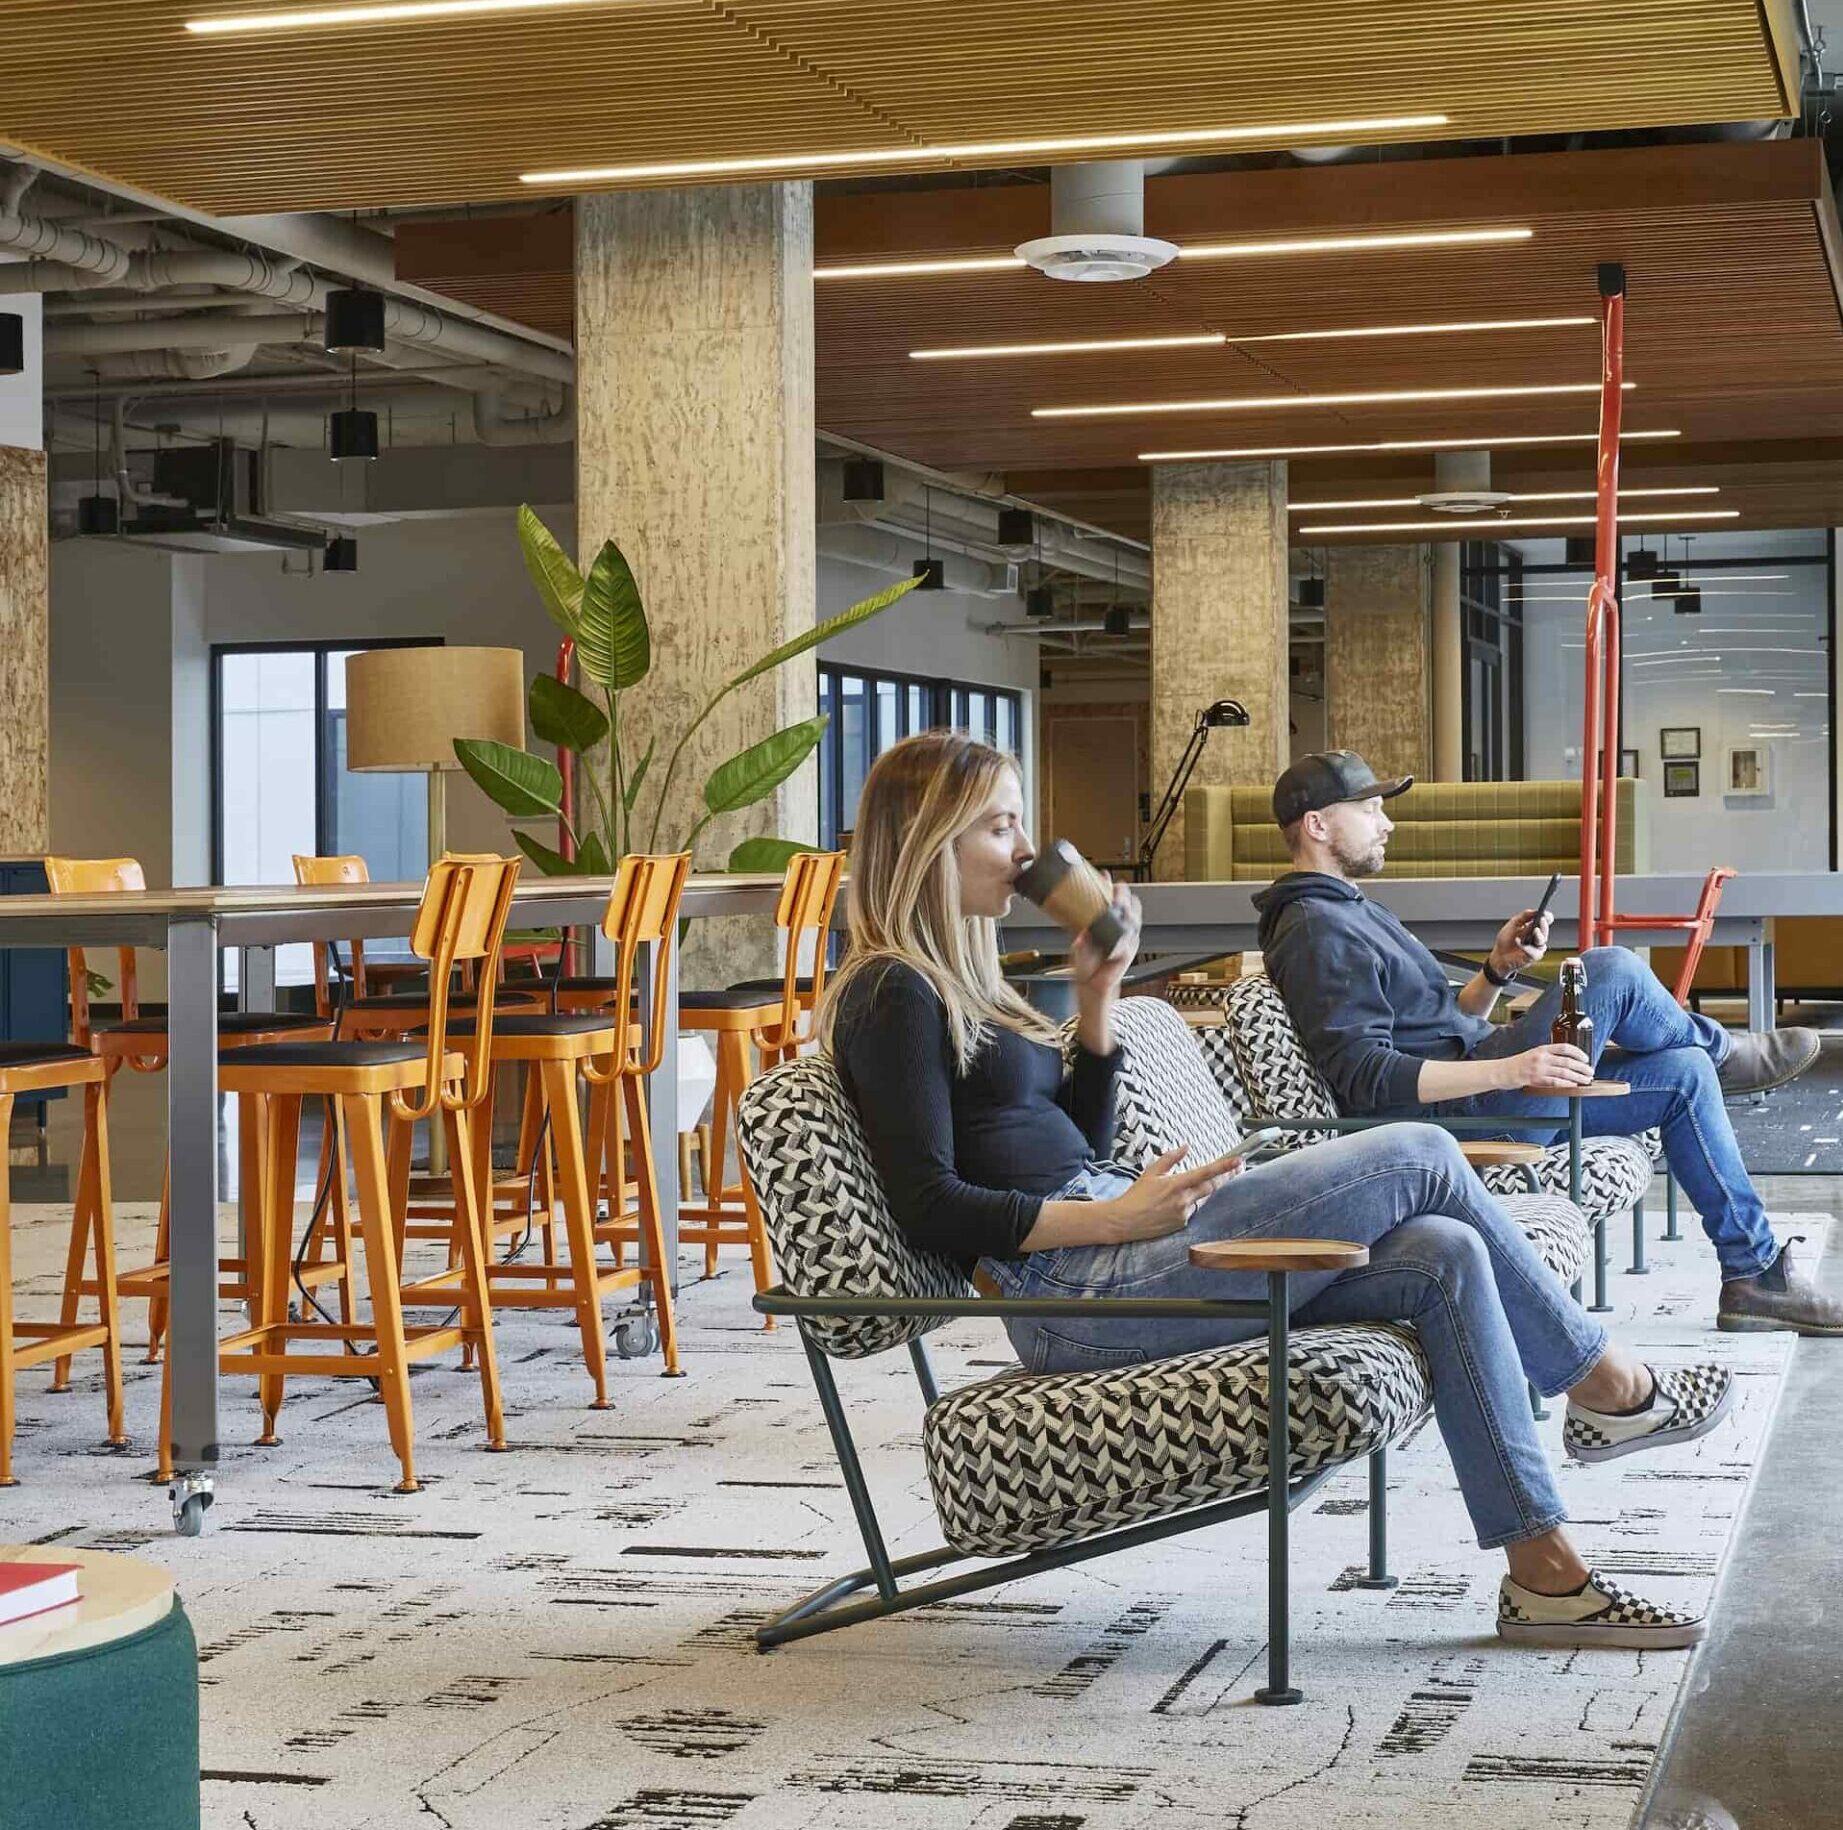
1639,1174,1843,1830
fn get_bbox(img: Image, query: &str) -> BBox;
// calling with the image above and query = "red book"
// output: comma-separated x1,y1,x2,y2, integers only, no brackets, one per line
0,1561,81,1627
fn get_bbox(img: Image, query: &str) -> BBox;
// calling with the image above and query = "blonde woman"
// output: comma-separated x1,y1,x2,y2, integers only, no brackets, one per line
821,731,1733,1652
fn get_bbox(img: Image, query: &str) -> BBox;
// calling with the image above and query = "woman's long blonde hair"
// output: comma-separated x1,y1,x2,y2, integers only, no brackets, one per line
819,730,1062,1071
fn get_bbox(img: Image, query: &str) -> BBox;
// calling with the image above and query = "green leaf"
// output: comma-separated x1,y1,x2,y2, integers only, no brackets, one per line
622,735,655,815
725,573,918,696
454,738,564,819
576,538,650,691
528,673,609,754
512,830,576,876
574,831,612,877
703,715,829,817
727,836,819,874
518,505,583,636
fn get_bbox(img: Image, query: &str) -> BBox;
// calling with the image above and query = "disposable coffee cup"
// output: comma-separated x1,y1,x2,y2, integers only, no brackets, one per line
1012,840,1128,957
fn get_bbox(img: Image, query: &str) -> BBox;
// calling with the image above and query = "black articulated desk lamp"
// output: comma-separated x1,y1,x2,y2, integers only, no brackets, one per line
1134,698,1249,880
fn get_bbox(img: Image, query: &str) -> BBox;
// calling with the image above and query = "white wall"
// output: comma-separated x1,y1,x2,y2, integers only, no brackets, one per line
47,505,1044,893
1520,537,1831,874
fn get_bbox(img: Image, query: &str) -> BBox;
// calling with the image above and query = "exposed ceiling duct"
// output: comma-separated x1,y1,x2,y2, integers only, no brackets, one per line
1015,159,1178,283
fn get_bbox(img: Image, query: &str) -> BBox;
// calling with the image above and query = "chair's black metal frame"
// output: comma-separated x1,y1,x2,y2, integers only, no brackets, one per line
751,1278,1401,1706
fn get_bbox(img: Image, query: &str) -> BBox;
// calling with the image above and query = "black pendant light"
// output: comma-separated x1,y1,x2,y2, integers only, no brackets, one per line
323,287,385,355
324,535,359,573
330,407,379,461
0,311,22,377
913,486,944,588
77,377,118,536
841,457,884,503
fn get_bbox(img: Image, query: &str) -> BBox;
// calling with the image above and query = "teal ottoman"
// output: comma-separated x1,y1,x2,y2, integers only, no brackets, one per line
0,1548,199,1830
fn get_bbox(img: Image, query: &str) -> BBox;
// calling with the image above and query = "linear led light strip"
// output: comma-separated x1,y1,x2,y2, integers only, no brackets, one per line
820,224,1527,282
1297,509,1740,534
1291,486,1718,511
519,115,1451,187
1038,381,1631,421
188,0,608,29
1142,429,1681,460
910,314,1587,360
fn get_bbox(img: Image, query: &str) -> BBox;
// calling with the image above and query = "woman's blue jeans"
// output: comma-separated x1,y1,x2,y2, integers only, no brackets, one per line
1426,944,1778,1280
981,1125,1606,1551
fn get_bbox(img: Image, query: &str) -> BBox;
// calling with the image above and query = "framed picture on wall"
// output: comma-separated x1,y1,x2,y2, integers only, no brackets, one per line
1620,748,1640,778
1663,759,1700,798
1722,743,1772,797
1660,726,1701,760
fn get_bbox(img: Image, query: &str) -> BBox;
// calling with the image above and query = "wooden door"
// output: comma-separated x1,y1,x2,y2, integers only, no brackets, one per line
1045,716,1140,869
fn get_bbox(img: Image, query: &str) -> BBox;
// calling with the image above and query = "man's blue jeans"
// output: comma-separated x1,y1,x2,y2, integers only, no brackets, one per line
982,1126,1606,1551
1423,944,1777,1280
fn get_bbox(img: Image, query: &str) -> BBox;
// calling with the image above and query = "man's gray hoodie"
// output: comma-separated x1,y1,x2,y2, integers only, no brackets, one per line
1252,871,1494,1115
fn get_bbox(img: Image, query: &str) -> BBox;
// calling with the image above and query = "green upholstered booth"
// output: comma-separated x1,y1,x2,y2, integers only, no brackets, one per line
1183,777,1644,882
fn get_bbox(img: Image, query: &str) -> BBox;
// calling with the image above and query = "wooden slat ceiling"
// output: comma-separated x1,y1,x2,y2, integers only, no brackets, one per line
0,0,1800,214
808,140,1843,541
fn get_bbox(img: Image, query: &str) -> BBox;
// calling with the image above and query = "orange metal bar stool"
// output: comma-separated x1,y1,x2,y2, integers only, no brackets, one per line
295,853,545,1257
210,854,520,1493
44,856,335,1376
429,852,691,1402
0,1044,127,1484
608,851,843,1312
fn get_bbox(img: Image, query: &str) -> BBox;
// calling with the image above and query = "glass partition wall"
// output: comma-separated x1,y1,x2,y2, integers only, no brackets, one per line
1512,529,1833,875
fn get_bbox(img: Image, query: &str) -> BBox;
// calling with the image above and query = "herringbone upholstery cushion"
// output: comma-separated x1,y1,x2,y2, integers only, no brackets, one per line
1220,974,1658,1224
1065,998,1244,1171
925,1323,1429,1556
735,1054,969,1361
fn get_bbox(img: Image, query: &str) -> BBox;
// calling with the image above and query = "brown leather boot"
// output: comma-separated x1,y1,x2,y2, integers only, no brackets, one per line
1718,1240,1843,1335
1717,1028,1821,1096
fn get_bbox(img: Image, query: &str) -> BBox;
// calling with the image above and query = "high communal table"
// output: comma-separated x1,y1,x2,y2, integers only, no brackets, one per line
0,872,784,1530
999,870,1841,1037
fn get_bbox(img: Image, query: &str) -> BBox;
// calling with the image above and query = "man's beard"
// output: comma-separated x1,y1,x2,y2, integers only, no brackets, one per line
1330,834,1386,878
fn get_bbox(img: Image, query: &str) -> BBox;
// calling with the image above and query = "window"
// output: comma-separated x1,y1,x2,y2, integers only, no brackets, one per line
213,640,434,984
816,663,1024,846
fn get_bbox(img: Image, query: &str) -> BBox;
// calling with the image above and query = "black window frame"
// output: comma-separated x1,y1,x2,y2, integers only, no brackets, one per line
816,661,1024,847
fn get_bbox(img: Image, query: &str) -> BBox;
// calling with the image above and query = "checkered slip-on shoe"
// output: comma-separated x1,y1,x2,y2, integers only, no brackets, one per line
1497,1571,1707,1650
1563,1363,1734,1466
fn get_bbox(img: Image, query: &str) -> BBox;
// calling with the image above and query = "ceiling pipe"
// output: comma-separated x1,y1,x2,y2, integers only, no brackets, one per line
46,311,317,355
84,346,261,382
0,193,571,386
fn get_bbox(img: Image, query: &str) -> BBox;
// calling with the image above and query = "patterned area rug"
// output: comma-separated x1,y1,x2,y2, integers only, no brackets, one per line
0,1200,1823,1830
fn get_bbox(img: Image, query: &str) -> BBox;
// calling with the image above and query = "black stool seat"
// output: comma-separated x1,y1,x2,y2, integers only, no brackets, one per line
342,992,483,1012
220,1040,427,1070
101,1011,328,1037
0,1041,94,1068
446,1013,620,1039
681,987,786,1012
553,975,641,996
725,976,816,999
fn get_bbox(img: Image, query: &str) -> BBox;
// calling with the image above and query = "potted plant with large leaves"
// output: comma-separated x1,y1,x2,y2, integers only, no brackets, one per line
454,506,919,876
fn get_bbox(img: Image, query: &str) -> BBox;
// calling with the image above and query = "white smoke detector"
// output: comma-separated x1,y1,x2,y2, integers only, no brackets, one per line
1014,230,1180,283
1416,489,1515,516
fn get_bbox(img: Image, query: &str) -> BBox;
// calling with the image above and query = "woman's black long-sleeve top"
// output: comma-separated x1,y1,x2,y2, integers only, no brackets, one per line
829,959,1123,1270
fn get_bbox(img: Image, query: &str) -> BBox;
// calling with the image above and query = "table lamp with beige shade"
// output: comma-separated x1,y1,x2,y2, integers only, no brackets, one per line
344,645,528,864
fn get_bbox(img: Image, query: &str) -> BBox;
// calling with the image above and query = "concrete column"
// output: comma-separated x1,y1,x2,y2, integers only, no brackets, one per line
0,446,49,852
1430,449,1487,779
575,183,816,981
1323,543,1432,780
1148,461,1288,879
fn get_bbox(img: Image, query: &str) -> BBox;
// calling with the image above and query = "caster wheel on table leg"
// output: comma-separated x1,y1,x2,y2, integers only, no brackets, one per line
613,1315,660,1360
171,1478,215,1537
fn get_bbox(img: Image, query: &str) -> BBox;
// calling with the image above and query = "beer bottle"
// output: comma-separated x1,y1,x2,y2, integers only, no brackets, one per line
1551,956,1594,1058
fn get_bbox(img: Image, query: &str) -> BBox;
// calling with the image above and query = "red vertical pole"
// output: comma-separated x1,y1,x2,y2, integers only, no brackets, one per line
1581,264,1626,950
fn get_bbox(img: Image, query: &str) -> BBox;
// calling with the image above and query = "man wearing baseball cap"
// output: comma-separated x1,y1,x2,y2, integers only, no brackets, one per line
1254,750,1840,1336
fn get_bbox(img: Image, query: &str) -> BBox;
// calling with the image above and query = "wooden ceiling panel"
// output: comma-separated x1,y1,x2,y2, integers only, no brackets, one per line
808,142,1843,536
0,0,1798,213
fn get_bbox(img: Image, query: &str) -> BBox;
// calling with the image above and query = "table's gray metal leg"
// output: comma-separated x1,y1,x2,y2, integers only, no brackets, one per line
1664,1166,1680,1241
166,914,221,1530
1747,934,1775,1037
638,935,680,1298
236,945,275,1014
